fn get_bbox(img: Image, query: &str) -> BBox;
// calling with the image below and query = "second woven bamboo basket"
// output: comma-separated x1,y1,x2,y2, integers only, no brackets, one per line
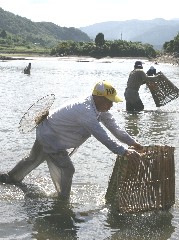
105,145,175,213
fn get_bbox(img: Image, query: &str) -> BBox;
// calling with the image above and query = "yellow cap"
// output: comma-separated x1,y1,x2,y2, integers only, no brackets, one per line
92,80,123,103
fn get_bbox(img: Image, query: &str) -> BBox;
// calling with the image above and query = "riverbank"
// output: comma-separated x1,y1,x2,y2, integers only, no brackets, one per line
152,53,179,65
0,55,27,60
1,53,179,65
0,53,49,61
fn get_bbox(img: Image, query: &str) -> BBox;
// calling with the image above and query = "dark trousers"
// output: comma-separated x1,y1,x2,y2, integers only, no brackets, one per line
124,88,144,112
126,99,144,112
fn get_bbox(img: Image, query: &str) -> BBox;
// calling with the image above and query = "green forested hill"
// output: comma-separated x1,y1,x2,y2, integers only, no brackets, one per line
0,7,91,48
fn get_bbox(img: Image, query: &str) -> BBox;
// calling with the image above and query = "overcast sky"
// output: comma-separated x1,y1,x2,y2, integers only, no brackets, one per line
0,0,178,28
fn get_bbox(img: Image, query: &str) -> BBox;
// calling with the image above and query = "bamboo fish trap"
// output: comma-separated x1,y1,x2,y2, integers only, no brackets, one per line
105,145,175,213
146,72,179,107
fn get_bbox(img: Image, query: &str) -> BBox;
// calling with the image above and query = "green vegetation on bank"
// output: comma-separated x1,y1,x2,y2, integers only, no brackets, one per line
1,29,179,60
0,29,50,55
50,33,157,58
163,33,179,55
0,16,178,59
0,30,157,58
50,39,157,58
0,7,178,59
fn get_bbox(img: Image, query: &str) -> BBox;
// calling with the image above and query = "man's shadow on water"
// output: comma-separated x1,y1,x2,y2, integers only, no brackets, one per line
105,206,175,240
16,182,84,240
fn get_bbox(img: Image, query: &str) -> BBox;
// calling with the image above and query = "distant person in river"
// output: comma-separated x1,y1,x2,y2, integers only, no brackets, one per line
124,61,158,112
24,63,31,75
146,66,157,76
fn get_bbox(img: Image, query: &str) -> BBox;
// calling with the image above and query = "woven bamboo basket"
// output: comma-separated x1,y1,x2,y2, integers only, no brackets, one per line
105,145,175,213
146,72,179,107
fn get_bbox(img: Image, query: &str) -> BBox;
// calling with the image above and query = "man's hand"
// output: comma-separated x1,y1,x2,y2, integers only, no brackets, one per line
156,71,162,75
123,149,141,163
129,142,143,150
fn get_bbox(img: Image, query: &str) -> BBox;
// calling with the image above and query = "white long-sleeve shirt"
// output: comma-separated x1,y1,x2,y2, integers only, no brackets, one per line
36,95,137,155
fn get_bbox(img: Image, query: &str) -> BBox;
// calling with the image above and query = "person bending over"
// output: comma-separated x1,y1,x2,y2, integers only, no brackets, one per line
0,80,142,200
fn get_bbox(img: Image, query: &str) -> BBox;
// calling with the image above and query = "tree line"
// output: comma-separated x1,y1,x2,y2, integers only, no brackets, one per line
163,33,179,55
0,29,178,57
50,33,157,58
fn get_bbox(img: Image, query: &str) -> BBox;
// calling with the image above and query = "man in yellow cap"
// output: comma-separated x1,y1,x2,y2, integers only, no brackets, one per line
0,80,142,200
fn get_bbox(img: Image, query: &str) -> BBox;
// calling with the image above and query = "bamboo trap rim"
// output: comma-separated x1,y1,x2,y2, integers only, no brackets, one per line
146,72,179,107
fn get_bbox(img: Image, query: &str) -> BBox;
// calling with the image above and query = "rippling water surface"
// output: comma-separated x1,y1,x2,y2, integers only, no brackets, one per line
0,56,179,240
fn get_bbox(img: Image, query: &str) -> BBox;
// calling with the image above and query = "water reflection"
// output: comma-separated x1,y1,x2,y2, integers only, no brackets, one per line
122,112,141,137
11,182,83,240
106,208,175,240
24,197,83,240
122,109,178,146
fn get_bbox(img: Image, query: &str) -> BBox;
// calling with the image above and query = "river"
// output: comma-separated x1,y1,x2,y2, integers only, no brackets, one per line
0,56,179,240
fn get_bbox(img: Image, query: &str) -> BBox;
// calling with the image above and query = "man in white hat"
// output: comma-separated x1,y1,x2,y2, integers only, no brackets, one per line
0,80,142,199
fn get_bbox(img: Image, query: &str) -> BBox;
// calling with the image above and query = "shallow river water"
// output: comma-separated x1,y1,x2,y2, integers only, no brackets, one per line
0,56,179,240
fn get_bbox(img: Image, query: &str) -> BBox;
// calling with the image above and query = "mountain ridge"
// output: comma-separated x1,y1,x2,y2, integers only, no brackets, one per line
79,19,179,50
1,7,179,51
0,7,91,47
